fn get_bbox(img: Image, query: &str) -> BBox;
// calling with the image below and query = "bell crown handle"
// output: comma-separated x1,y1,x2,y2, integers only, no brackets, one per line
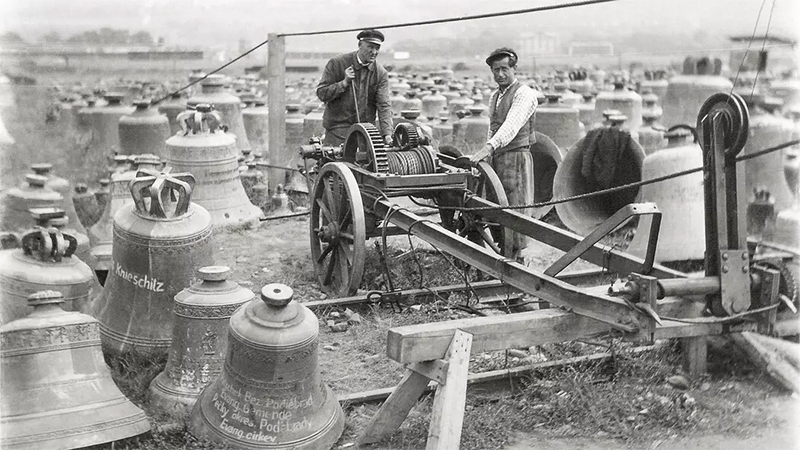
129,168,196,218
176,103,223,135
21,227,77,261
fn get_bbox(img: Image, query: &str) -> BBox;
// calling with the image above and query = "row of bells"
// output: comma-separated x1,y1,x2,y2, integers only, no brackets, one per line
1,137,341,448
1,278,344,450
55,74,320,200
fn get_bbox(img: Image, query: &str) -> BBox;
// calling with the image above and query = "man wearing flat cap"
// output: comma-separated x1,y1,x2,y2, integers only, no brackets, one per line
471,47,538,260
316,29,393,146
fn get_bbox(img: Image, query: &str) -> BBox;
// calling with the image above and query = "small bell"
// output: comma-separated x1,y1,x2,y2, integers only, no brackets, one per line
188,284,345,449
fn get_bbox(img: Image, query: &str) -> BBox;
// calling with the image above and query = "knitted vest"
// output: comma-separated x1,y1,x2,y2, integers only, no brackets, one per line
489,81,535,152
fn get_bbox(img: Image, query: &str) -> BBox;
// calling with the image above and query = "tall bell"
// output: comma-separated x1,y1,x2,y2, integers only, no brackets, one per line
118,100,171,158
535,93,585,153
627,128,706,261
93,169,214,356
594,81,643,130
0,174,63,235
81,93,135,182
454,106,490,155
1,290,150,449
148,266,254,421
30,163,88,237
0,227,95,325
188,74,252,154
741,98,795,212
189,284,345,449
72,182,100,229
243,98,270,160
165,104,263,230
553,123,645,235
662,57,732,128
158,92,188,136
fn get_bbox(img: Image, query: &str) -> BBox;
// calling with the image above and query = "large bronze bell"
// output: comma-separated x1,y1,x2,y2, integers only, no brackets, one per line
148,265,254,421
93,169,213,356
552,126,646,235
0,174,62,235
189,284,344,449
627,128,706,261
165,104,263,230
89,154,163,283
0,227,95,325
1,290,150,449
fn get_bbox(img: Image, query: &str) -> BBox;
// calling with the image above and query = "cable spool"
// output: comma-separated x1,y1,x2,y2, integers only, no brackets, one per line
386,146,438,175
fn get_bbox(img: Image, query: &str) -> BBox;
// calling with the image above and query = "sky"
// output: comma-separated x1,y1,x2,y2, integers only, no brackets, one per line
1,0,798,53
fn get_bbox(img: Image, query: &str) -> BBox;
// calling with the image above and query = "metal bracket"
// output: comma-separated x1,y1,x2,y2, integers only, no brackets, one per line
545,203,661,277
718,249,752,314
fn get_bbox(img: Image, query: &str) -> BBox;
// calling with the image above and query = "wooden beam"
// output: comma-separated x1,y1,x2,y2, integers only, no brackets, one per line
266,33,286,191
408,359,450,385
426,330,472,450
730,332,800,393
358,370,430,445
338,345,663,405
387,297,711,364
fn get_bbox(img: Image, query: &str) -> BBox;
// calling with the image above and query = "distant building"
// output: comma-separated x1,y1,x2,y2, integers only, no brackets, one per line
569,42,614,57
515,33,560,56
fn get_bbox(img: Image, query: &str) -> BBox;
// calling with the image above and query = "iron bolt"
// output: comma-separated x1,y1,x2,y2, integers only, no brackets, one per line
723,265,729,273
741,253,748,260
722,253,729,261
742,266,748,273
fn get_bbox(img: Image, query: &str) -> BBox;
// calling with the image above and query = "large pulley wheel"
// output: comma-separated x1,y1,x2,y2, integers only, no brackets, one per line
697,93,749,158
310,162,366,296
342,123,389,173
438,161,510,256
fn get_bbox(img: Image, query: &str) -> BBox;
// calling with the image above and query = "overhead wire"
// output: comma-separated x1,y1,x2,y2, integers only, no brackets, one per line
278,0,618,37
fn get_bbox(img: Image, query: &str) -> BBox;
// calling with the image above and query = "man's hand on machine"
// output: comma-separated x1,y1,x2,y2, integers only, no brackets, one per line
470,143,494,163
383,135,393,146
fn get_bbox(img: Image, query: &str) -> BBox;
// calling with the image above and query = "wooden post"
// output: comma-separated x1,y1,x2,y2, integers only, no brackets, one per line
267,33,286,192
682,336,707,377
426,330,473,450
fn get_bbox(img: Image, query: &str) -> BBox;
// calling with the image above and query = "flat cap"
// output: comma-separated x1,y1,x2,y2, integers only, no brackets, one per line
486,47,518,66
357,29,385,45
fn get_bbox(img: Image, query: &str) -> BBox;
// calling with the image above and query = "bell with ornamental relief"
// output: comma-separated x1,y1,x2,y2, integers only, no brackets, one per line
93,169,214,356
188,284,344,449
148,265,254,421
0,290,150,449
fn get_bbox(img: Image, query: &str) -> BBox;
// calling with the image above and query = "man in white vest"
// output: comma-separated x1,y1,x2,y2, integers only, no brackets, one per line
471,47,538,260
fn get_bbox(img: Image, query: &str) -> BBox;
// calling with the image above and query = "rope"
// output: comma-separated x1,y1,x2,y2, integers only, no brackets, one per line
436,139,799,212
150,37,270,105
255,163,304,173
661,303,779,324
278,0,618,37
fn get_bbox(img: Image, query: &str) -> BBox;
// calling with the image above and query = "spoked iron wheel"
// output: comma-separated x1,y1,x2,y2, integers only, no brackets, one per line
438,161,510,256
310,162,366,296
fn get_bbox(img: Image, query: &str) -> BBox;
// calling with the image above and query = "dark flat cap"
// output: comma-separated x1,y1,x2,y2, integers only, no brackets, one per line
357,29,384,45
486,47,518,66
